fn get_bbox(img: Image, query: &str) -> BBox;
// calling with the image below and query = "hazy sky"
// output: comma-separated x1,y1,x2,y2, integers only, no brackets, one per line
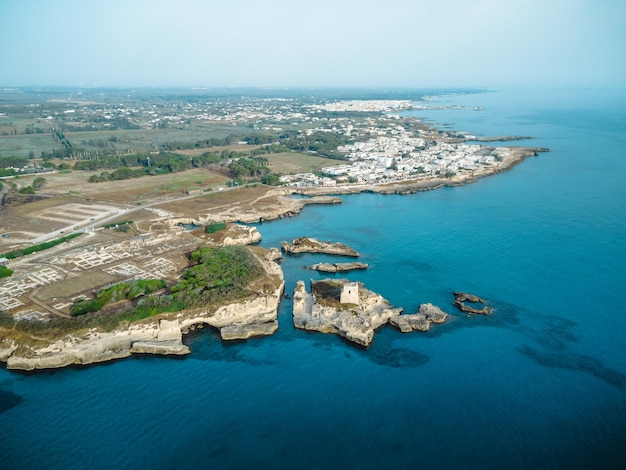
1,0,625,88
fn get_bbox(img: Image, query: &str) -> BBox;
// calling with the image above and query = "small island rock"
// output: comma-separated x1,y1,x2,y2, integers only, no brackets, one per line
292,279,401,347
305,262,368,272
281,237,359,257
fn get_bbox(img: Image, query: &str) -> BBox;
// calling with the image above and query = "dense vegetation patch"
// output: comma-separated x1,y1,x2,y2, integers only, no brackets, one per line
71,279,167,316
1,233,82,260
168,245,264,307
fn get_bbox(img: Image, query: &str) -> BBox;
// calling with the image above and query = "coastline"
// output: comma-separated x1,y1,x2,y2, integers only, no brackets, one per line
288,146,548,198
0,127,548,371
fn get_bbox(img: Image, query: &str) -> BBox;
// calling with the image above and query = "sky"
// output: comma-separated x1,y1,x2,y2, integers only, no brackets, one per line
0,0,625,89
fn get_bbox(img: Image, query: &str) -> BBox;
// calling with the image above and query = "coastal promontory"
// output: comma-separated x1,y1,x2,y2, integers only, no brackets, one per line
0,245,284,371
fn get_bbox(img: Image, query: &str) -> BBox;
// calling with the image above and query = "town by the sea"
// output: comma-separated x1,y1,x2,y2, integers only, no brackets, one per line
1,88,625,469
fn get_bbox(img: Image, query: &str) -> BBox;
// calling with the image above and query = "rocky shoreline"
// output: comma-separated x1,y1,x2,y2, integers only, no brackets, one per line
0,142,527,371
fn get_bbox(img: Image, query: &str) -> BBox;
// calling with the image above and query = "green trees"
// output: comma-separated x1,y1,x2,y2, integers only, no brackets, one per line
170,246,264,306
84,152,198,183
71,279,167,316
228,158,270,179
18,186,35,194
1,233,82,260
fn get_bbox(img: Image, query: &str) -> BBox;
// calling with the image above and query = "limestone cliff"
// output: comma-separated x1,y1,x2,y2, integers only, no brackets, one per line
6,319,190,371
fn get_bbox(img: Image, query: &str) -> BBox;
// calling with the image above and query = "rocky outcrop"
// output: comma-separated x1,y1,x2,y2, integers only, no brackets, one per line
292,279,401,347
0,341,17,362
264,247,283,262
305,262,368,272
389,303,448,332
453,291,492,314
281,237,360,257
202,224,261,246
454,292,485,303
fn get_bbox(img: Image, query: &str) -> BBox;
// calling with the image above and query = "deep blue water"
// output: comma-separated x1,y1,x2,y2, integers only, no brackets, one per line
1,89,625,469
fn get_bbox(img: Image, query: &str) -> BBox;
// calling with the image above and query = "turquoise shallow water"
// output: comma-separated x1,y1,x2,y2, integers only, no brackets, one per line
1,89,625,469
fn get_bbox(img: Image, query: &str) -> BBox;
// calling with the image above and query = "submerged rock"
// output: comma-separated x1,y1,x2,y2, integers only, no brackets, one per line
453,291,492,314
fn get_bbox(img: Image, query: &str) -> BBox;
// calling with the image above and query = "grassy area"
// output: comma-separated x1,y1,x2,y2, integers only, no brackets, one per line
66,125,252,153
265,152,344,173
206,222,226,234
175,144,261,156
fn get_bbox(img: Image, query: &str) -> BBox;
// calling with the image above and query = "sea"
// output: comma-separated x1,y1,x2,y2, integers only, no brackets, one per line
1,88,625,469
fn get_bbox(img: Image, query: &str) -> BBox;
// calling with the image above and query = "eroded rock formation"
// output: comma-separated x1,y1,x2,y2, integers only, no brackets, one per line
389,303,448,332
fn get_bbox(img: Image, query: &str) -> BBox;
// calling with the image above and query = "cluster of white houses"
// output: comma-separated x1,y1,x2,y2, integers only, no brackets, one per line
280,129,509,187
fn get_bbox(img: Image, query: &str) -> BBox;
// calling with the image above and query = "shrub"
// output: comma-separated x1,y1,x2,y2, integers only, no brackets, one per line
71,298,104,316
0,266,13,278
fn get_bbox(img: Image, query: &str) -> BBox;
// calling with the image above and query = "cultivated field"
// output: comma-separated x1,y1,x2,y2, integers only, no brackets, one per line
0,133,63,158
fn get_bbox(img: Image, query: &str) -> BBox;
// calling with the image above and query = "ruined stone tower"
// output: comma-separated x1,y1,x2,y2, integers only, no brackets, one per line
340,282,359,305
